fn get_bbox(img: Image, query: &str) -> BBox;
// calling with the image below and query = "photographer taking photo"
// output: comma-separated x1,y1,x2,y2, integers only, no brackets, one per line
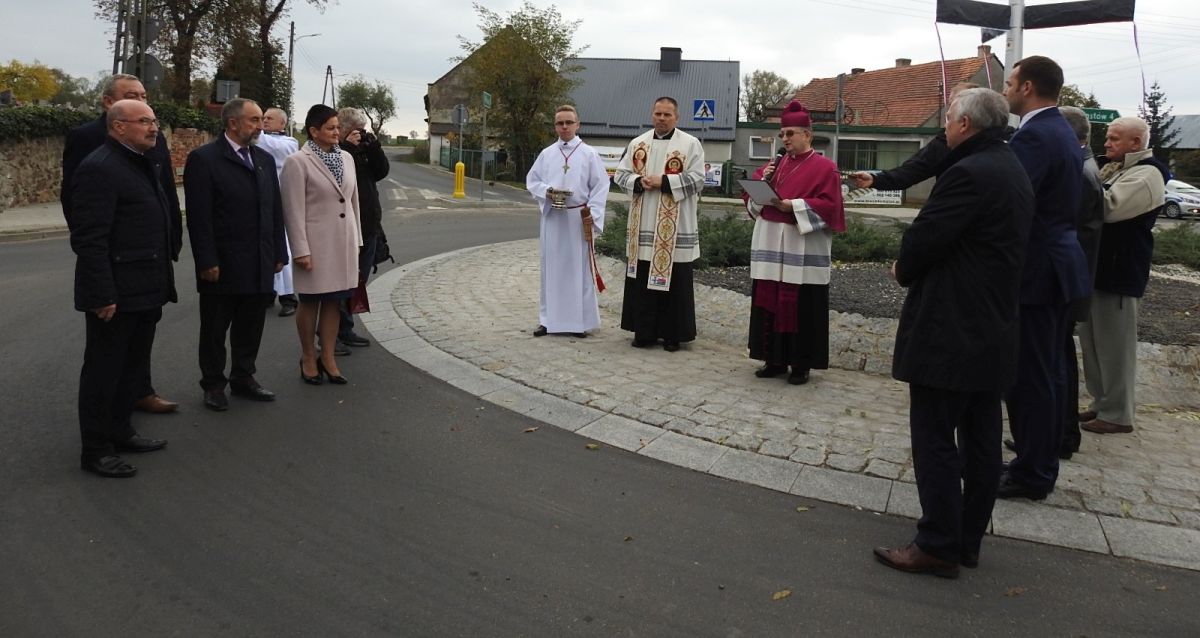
335,107,390,350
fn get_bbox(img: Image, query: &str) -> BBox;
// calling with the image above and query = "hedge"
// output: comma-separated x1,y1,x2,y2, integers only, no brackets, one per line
0,102,219,143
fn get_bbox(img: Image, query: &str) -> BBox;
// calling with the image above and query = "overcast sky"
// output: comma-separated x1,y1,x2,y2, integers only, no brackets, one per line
8,0,1200,136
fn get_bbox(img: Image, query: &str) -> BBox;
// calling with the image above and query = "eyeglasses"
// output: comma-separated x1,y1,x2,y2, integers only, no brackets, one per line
778,130,802,138
119,117,159,127
555,120,577,126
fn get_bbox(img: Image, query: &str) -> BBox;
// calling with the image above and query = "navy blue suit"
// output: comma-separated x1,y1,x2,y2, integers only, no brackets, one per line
1005,108,1090,493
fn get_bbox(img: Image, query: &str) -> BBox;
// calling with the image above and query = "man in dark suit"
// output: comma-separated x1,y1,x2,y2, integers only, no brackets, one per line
184,98,288,411
874,88,1034,577
70,99,175,478
999,56,1090,501
62,73,181,415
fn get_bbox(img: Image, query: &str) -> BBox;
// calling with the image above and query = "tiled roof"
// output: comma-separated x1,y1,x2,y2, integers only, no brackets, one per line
1167,114,1200,150
790,55,996,128
566,56,740,142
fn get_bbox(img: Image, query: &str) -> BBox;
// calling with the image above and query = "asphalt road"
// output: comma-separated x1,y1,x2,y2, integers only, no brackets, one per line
1,158,1195,636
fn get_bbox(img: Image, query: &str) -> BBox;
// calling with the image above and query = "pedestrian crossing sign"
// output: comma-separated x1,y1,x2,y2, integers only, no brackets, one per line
693,99,716,121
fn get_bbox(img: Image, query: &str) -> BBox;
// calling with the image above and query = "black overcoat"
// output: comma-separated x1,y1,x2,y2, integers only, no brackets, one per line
891,128,1034,393
70,137,177,313
183,137,288,295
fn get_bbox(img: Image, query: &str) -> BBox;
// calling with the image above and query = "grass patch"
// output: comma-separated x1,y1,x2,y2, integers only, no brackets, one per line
1153,223,1200,270
597,205,904,268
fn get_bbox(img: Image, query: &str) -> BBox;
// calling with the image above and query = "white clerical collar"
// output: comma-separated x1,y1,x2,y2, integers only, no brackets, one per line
1018,106,1055,129
559,136,580,149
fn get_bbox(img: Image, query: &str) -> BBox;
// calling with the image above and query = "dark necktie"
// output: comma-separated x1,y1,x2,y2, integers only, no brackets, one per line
237,147,254,170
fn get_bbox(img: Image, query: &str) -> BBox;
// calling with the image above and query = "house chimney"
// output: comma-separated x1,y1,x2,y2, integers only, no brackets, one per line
660,47,682,73
895,58,911,68
978,45,992,58
850,68,865,75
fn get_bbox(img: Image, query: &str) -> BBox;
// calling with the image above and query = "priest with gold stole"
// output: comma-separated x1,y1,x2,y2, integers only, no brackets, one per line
613,96,706,352
744,101,846,385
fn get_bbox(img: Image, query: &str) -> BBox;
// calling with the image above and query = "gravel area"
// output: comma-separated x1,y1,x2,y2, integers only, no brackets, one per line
695,263,1200,346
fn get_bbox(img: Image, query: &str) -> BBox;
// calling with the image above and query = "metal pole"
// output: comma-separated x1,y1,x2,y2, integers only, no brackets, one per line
1004,0,1024,81
480,111,487,200
287,21,295,131
832,73,844,166
112,0,127,75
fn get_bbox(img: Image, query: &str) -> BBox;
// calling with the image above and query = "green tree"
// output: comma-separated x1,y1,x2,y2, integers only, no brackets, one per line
1173,150,1200,183
741,70,794,122
456,1,585,178
1139,81,1178,163
1058,84,1100,109
48,68,100,107
0,60,59,103
337,77,397,135
220,1,326,114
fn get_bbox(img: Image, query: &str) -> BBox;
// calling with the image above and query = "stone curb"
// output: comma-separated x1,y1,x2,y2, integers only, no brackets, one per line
365,241,1200,572
0,227,70,243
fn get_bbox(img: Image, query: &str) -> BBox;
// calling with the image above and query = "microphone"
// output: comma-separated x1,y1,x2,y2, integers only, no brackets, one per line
767,147,786,184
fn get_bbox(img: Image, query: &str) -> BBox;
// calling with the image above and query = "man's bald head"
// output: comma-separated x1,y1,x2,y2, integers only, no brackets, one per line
107,100,159,153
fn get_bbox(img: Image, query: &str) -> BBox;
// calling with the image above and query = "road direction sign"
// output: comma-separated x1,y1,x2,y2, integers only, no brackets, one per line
1082,108,1120,124
482,91,492,110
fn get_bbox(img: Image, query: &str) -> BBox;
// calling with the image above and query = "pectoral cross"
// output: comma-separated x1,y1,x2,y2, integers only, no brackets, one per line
562,164,570,174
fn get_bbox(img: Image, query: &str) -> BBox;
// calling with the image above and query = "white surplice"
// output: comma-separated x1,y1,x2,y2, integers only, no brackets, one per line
526,136,610,333
256,132,300,295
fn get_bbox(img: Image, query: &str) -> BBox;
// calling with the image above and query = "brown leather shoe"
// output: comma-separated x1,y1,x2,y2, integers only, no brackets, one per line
873,543,959,579
1078,410,1097,422
133,394,179,414
1081,419,1133,434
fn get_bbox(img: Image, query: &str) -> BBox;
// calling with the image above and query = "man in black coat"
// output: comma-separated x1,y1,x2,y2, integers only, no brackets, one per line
62,73,181,415
70,100,176,478
184,98,288,411
874,89,1034,578
335,107,391,349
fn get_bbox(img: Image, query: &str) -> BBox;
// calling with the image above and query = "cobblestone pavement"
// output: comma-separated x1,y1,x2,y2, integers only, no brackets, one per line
365,239,1200,571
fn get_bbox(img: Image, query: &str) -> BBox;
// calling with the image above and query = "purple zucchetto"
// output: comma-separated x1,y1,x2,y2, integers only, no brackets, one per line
779,101,812,128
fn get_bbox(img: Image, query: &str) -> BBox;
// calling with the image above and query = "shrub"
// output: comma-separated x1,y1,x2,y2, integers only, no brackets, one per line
832,218,904,263
695,211,754,269
148,101,220,132
1153,223,1200,270
0,106,92,142
410,139,430,163
595,203,629,260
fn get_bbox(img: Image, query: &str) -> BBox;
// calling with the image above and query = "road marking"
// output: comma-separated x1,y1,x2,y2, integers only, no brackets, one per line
389,188,408,200
419,189,440,200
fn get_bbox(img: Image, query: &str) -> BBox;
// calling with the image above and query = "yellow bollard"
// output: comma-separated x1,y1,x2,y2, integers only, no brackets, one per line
453,161,466,198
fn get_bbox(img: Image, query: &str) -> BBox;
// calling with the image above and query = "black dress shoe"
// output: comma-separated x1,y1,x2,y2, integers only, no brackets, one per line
631,338,655,348
572,332,588,339
873,543,959,579
961,551,979,569
81,455,137,478
114,435,167,453
318,359,348,385
662,341,681,352
332,342,352,356
788,368,810,385
278,304,296,317
755,364,787,378
230,381,276,401
340,333,370,347
533,325,548,337
996,473,1048,501
204,389,229,411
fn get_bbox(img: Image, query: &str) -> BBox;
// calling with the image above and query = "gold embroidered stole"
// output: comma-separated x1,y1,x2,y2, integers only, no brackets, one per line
625,137,686,291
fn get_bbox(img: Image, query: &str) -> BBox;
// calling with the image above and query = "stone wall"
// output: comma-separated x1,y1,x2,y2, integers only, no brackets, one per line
597,256,1200,409
0,128,213,212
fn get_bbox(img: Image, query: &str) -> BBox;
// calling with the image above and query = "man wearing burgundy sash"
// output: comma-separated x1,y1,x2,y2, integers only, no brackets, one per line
743,101,846,385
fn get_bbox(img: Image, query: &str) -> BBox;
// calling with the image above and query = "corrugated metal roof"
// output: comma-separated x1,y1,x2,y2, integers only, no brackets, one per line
565,56,740,142
1167,114,1200,150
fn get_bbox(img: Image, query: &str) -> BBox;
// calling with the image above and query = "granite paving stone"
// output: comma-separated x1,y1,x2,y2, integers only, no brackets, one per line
366,239,1200,571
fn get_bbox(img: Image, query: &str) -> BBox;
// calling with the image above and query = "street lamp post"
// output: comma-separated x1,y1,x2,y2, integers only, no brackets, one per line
287,21,320,134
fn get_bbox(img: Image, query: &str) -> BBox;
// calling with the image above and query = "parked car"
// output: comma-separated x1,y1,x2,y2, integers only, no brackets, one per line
1162,179,1200,219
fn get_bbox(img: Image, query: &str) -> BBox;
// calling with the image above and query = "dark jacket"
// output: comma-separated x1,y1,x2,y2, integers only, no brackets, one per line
892,127,1034,393
183,136,288,295
339,136,390,238
1070,150,1106,322
62,112,182,260
1008,108,1090,306
70,137,177,313
1094,155,1169,298
871,131,950,192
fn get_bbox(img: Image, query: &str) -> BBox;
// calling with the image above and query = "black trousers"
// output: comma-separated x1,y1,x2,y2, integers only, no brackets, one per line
198,293,270,391
620,259,696,343
79,308,161,459
909,384,1003,564
747,283,829,371
1005,303,1069,492
1061,320,1082,454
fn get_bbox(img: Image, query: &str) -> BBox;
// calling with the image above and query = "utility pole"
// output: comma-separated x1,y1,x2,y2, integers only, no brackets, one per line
832,73,845,167
1004,0,1025,81
112,0,128,75
287,23,320,133
322,65,336,106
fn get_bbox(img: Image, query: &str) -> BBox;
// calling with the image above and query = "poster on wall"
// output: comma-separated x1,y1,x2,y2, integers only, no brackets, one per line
704,162,723,188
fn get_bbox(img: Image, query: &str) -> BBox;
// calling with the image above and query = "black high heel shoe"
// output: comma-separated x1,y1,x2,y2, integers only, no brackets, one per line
300,359,323,385
317,358,348,385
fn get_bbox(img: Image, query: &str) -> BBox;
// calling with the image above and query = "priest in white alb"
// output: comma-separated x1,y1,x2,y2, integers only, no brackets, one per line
613,96,706,352
526,104,610,338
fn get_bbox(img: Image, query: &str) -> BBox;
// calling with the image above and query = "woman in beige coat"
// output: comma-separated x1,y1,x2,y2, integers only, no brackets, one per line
280,104,362,385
